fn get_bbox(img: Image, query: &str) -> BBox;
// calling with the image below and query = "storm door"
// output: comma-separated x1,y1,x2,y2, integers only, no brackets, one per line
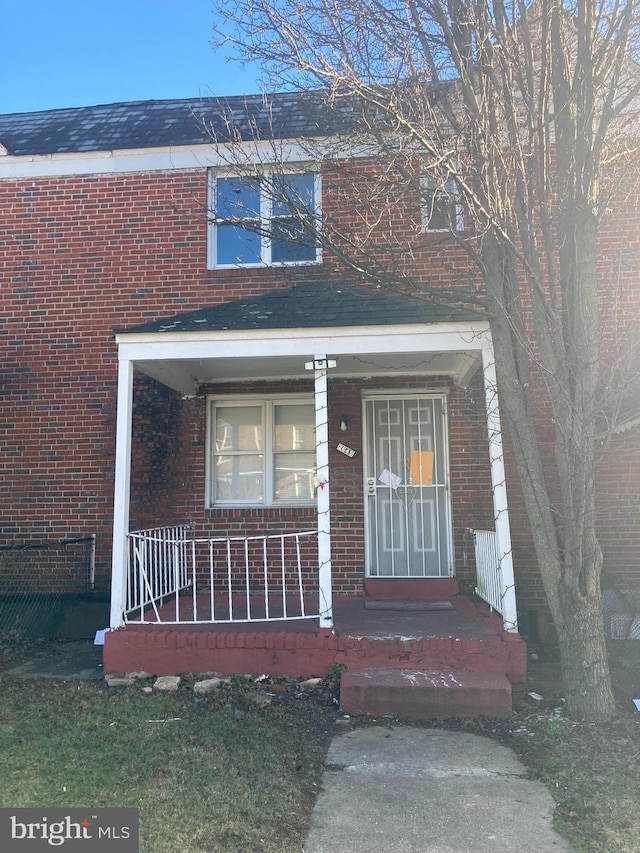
364,395,453,577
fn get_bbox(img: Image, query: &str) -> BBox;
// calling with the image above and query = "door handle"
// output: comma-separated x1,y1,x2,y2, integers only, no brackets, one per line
366,477,376,495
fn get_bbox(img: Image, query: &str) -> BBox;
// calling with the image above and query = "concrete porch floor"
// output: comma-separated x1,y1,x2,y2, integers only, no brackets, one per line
124,593,501,639
332,595,501,641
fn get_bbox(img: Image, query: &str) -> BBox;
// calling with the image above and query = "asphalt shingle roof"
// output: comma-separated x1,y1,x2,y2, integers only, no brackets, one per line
116,282,478,335
0,92,351,157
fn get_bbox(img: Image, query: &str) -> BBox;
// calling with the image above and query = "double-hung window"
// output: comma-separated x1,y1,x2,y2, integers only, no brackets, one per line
209,171,321,267
208,398,316,506
422,176,463,232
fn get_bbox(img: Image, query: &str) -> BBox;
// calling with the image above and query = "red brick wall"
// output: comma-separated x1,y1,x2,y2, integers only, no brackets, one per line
0,161,638,616
0,164,479,591
0,168,331,586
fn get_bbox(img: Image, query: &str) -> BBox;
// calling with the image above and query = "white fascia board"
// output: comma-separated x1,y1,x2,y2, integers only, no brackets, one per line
0,136,366,180
116,320,491,362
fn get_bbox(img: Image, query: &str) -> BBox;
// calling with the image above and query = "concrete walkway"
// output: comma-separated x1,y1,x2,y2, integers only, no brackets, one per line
6,641,103,680
304,726,574,853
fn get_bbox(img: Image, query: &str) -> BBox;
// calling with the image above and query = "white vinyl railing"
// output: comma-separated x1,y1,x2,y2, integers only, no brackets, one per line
471,528,504,615
125,525,323,625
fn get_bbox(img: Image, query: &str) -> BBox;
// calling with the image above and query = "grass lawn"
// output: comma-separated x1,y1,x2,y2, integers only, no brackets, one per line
0,641,639,853
0,672,339,853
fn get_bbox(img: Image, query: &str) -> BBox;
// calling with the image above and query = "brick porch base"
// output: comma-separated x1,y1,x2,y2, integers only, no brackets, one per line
104,596,526,715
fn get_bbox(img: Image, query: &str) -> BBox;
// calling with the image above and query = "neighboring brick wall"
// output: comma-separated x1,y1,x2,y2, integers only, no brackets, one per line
597,426,640,591
0,169,210,588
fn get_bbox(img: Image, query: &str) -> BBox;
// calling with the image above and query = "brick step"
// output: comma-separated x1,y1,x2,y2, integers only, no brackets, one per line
364,578,459,600
340,668,512,719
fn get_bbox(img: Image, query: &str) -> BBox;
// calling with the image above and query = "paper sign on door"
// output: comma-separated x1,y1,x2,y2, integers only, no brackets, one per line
410,450,434,485
378,469,403,490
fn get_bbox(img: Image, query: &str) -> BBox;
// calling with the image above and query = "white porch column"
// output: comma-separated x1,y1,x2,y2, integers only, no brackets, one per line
306,355,334,629
481,342,519,633
109,357,134,629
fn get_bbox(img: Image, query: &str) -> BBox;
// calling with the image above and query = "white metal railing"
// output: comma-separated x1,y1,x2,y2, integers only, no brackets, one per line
471,528,504,615
126,524,193,622
125,526,323,625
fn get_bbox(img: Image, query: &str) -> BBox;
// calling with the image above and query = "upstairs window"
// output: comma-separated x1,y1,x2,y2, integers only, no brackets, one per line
214,176,261,266
209,171,321,268
422,176,463,232
208,398,316,506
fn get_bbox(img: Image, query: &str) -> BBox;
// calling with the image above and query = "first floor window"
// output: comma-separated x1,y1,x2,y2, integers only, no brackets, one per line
209,398,316,506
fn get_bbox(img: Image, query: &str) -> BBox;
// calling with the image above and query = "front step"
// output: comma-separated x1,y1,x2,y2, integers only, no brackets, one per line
364,578,459,600
340,668,512,719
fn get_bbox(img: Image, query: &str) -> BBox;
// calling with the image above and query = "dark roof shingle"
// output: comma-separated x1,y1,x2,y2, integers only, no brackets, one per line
0,91,350,156
116,282,478,335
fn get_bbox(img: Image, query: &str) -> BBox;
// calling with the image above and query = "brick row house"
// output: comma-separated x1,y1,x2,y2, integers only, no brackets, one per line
0,95,637,716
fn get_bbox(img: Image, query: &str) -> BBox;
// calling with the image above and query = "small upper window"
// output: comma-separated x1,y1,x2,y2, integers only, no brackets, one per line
209,171,321,268
422,176,463,232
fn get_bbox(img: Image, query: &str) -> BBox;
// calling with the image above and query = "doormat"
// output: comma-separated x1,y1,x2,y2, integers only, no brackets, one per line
363,599,454,611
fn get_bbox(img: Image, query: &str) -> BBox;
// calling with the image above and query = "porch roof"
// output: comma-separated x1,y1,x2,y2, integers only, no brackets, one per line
114,283,489,393
116,282,479,335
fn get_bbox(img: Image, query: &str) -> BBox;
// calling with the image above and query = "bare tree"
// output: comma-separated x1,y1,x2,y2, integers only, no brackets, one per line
211,0,640,721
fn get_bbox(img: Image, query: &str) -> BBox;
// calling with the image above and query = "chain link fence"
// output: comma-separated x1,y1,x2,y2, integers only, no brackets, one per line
0,536,102,643
603,588,640,702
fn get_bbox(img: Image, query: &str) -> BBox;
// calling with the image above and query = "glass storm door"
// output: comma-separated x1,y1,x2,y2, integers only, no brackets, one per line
364,396,453,577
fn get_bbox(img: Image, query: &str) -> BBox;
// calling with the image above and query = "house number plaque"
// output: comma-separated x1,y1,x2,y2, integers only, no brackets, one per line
335,442,359,458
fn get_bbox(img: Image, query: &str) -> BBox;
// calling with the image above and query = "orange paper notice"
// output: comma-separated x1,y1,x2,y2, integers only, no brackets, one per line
410,450,434,485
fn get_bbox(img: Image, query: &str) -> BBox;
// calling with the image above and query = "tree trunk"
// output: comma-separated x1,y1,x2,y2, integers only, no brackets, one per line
557,580,616,720
552,209,617,722
499,368,617,720
484,232,617,722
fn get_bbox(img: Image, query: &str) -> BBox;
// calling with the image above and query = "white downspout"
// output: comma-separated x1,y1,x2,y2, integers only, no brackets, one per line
481,340,519,633
110,357,134,629
306,355,334,629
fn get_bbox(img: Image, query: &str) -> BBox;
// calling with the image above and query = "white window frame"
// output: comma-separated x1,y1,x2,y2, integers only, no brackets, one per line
206,395,317,508
421,175,464,233
207,168,322,269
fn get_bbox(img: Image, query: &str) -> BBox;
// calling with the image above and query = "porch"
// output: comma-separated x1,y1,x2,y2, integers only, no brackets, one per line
103,522,526,716
104,592,526,716
106,283,525,716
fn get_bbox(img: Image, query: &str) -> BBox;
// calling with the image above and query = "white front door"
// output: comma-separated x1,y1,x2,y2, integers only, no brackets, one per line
364,395,453,577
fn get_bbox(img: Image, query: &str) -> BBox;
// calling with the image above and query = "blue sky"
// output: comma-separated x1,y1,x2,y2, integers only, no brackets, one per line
2,0,263,114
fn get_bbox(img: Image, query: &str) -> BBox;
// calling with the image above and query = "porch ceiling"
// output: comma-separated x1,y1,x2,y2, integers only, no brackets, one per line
133,349,482,390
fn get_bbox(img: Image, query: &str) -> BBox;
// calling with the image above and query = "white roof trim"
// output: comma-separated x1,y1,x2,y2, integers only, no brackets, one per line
115,320,491,394
116,319,491,355
0,136,375,179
